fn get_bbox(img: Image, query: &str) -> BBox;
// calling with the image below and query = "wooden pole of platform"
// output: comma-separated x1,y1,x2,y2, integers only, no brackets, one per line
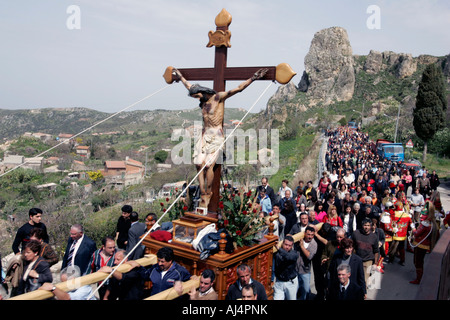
145,278,200,300
8,255,157,300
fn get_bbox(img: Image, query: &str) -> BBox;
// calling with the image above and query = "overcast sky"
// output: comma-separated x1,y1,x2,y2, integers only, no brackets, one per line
1,0,449,114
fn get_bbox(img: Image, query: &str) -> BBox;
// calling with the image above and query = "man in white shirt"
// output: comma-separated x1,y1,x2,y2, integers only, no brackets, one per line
343,170,355,186
410,187,425,222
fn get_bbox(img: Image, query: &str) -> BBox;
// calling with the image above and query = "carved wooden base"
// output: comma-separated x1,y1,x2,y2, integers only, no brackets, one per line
142,234,278,300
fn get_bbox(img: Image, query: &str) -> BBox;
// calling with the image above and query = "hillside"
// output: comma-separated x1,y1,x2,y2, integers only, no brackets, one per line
0,107,248,141
252,27,450,156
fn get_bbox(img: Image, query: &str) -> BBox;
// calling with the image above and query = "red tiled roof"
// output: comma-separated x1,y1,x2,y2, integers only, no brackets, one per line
105,161,126,169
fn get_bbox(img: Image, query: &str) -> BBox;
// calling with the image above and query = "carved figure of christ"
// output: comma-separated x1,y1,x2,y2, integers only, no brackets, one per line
173,68,268,209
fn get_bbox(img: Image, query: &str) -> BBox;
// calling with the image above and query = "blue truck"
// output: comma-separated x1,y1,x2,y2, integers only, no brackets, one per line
376,139,405,162
348,121,358,129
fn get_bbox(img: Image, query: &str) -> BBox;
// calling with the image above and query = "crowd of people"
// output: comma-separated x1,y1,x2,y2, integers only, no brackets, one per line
257,126,448,300
1,126,449,301
0,204,264,301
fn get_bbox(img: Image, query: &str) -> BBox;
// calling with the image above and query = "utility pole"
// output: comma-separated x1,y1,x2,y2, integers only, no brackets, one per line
394,104,401,143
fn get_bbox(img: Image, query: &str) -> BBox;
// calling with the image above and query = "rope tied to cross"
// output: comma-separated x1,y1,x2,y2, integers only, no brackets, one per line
86,80,275,300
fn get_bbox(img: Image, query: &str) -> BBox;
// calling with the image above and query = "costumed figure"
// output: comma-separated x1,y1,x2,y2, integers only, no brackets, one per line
387,201,415,265
430,190,445,225
379,201,394,271
409,201,439,284
397,191,410,213
443,211,450,229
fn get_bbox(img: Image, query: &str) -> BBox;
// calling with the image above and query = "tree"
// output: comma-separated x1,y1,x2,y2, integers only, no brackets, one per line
154,150,169,163
413,63,447,162
230,164,257,191
87,170,104,183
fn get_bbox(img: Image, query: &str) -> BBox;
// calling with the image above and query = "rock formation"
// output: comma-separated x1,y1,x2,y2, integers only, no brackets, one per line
299,26,355,105
364,50,383,74
262,26,450,125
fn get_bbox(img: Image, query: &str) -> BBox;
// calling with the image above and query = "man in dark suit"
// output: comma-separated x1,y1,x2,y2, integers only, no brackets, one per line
328,238,366,297
61,224,97,276
126,212,147,260
328,264,365,300
257,177,276,206
374,176,388,199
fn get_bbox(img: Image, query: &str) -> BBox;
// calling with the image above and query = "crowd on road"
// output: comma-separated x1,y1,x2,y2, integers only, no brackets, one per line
1,125,449,301
257,125,448,300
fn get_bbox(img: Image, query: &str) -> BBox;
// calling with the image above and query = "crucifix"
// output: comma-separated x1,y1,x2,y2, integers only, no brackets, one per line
163,8,296,214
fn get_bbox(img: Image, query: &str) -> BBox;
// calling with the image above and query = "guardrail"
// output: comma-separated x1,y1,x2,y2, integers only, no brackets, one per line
315,132,328,185
415,229,450,300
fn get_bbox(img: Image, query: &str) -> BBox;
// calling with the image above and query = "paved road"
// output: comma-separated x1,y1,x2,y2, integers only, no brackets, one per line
365,180,450,300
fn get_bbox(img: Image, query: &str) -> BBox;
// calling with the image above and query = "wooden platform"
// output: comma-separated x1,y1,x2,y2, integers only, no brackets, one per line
142,233,278,300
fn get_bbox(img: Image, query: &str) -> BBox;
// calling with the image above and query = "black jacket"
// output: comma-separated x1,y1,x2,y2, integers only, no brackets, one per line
327,280,365,300
18,257,53,294
61,235,97,275
12,222,49,254
328,253,366,294
225,279,267,300
274,247,299,282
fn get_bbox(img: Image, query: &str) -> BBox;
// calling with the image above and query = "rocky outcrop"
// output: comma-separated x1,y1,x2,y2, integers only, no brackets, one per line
443,54,450,83
300,27,355,105
364,50,383,74
265,28,449,117
298,71,309,92
395,54,417,78
268,81,298,103
381,51,417,78
266,81,300,119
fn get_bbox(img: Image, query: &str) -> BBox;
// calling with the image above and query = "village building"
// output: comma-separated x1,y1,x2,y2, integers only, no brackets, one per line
101,157,145,187
75,145,91,159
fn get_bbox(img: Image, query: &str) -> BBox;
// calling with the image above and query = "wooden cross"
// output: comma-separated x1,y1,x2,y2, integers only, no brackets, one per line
163,8,296,213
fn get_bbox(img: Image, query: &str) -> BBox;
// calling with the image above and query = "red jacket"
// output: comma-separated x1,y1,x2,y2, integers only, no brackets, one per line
381,209,395,242
412,221,432,250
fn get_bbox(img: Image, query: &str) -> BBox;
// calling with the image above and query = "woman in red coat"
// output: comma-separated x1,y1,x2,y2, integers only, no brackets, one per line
323,205,343,228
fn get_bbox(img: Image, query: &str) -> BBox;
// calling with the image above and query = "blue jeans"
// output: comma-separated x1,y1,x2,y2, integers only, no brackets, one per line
297,273,311,300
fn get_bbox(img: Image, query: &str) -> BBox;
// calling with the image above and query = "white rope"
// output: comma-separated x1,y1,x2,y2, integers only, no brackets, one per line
0,85,171,179
408,221,433,248
86,81,274,299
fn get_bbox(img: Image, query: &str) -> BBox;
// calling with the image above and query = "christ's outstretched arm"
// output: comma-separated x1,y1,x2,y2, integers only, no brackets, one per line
218,68,268,101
